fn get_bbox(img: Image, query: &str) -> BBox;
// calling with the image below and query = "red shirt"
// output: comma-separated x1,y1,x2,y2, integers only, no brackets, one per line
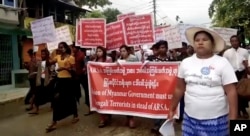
74,51,85,75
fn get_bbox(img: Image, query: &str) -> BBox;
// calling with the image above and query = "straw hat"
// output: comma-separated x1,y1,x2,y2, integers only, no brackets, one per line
185,27,225,53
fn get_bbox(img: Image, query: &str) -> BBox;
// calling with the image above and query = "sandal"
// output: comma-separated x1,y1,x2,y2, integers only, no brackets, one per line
129,118,135,129
84,111,94,116
98,119,106,128
25,107,33,111
72,117,80,124
28,111,39,115
46,124,56,133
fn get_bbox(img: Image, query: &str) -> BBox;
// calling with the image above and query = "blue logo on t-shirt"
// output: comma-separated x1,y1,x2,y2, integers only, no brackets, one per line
200,67,210,75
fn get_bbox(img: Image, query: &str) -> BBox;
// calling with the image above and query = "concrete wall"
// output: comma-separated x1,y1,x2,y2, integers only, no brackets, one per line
0,5,19,25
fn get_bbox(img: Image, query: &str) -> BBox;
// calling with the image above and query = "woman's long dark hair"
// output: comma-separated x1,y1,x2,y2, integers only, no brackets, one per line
58,42,71,55
119,45,130,59
95,46,107,62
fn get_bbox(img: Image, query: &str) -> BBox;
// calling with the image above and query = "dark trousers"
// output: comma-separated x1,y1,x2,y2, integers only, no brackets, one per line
80,74,90,107
52,78,78,121
235,71,249,114
24,78,36,105
179,96,185,120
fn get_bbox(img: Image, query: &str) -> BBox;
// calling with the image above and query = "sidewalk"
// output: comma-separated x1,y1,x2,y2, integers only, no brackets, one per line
0,88,28,104
0,88,29,119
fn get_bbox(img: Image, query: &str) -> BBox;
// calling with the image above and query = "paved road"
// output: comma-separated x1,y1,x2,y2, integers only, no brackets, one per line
0,103,182,136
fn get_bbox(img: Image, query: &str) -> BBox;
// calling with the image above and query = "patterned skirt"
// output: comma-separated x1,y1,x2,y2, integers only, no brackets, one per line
182,112,229,136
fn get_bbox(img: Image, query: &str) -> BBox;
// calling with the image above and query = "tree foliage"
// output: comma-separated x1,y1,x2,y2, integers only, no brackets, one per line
103,8,121,23
84,8,122,24
84,10,106,18
74,0,112,8
209,0,250,37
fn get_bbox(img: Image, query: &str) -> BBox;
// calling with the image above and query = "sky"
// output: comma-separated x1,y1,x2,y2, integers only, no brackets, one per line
105,0,213,25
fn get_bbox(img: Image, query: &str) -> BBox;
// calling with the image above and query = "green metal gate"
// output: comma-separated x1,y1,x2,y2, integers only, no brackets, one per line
0,34,13,85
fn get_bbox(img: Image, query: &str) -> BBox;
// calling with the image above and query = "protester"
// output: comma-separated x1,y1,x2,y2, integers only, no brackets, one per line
147,43,160,61
24,49,38,111
186,45,194,56
46,42,79,132
147,40,177,134
94,46,113,128
28,49,51,114
72,44,84,108
117,45,138,128
170,27,238,135
176,42,189,61
118,45,139,62
223,35,249,118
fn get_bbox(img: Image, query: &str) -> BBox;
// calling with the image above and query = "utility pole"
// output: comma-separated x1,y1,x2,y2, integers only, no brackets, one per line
153,0,157,26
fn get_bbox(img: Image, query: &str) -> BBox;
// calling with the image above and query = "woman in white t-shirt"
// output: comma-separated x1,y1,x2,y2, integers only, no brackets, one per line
170,27,238,136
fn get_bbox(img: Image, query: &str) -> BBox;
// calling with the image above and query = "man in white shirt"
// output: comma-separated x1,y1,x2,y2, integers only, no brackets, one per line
223,35,249,118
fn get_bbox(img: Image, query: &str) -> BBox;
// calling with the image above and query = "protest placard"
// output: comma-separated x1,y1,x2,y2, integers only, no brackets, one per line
178,24,196,44
164,25,182,49
46,25,73,51
87,62,179,119
31,16,57,45
33,45,39,52
106,21,126,51
155,25,170,42
75,20,82,46
80,18,106,48
117,12,135,21
211,27,237,45
123,14,155,45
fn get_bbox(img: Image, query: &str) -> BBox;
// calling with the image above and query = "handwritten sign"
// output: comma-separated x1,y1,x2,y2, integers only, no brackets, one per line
178,24,205,44
178,24,195,44
33,45,39,52
106,21,126,51
80,18,106,48
155,25,170,42
164,25,182,49
31,16,57,45
46,25,73,51
211,27,237,45
123,14,155,45
117,12,135,20
87,62,179,119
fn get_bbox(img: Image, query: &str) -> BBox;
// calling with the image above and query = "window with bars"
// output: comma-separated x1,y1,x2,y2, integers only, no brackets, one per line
0,0,16,7
0,34,13,86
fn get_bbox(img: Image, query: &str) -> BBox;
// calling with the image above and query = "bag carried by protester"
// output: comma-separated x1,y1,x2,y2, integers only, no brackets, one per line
237,78,250,100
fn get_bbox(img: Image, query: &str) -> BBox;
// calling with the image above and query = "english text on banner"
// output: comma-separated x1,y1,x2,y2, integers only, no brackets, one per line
87,62,180,119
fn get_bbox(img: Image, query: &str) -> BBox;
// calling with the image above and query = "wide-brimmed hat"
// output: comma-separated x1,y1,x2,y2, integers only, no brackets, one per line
185,27,225,52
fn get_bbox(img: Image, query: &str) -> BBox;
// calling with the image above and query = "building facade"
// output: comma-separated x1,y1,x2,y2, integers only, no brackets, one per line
0,0,88,90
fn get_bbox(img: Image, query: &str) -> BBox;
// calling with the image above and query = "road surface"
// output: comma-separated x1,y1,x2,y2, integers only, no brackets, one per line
0,102,182,136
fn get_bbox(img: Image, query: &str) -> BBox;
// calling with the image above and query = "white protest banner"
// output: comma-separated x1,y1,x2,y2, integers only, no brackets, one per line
46,25,73,51
155,25,170,42
178,24,206,44
178,24,195,44
31,16,57,45
164,25,182,49
211,27,237,45
33,45,39,52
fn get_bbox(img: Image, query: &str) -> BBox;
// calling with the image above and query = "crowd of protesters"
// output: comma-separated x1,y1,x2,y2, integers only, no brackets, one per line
23,26,250,136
